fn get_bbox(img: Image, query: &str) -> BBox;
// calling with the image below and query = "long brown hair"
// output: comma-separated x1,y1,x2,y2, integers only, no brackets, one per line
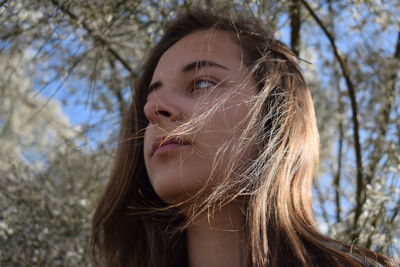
92,8,396,267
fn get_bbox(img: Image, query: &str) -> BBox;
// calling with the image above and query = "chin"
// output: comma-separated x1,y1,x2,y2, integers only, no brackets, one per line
155,188,193,204
150,175,206,204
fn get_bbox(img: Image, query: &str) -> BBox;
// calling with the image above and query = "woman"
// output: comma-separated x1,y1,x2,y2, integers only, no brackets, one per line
92,8,395,267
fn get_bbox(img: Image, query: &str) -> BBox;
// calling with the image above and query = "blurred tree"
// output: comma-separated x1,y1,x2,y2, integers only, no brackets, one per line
0,0,398,265
0,46,112,266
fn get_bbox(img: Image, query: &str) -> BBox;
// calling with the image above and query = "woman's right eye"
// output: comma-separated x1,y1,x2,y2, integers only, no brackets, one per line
192,78,217,91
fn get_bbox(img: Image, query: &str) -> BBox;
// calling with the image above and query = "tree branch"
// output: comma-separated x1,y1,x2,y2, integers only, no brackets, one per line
289,0,301,56
334,106,344,223
360,32,399,232
300,0,364,234
395,32,400,59
50,0,134,74
109,59,127,119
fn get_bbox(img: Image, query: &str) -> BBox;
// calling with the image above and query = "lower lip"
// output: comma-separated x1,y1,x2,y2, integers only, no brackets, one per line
153,144,190,156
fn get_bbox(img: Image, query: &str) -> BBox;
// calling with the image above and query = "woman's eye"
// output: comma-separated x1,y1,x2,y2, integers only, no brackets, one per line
192,79,216,91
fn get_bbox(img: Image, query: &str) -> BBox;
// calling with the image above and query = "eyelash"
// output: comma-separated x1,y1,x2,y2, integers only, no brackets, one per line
191,77,218,92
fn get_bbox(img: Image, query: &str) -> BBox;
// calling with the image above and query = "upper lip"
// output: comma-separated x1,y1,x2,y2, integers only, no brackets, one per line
151,136,191,156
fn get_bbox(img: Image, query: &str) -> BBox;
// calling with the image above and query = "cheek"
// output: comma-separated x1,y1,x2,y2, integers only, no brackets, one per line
195,94,255,171
205,94,252,138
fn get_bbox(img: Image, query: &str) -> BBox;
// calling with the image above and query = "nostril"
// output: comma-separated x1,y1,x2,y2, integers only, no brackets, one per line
156,110,171,117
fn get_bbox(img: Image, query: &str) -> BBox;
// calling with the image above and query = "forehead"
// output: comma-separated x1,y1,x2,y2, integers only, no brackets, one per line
152,29,242,79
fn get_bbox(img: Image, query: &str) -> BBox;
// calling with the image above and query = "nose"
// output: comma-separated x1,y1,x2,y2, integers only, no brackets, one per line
143,89,181,124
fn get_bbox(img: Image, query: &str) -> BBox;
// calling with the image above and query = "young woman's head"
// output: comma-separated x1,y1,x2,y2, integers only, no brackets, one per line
140,7,319,212
92,8,395,267
143,28,259,204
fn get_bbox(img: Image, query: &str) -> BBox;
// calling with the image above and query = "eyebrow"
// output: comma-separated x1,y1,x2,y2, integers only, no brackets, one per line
148,60,228,92
182,60,228,72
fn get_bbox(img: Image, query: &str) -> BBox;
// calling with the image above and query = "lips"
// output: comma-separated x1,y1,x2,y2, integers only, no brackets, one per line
151,136,191,156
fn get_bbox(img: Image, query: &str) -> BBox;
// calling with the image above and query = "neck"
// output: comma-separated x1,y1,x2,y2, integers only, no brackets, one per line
186,202,247,267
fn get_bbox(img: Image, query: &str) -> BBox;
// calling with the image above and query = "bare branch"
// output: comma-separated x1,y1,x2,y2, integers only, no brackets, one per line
50,0,134,74
289,0,301,56
109,59,127,119
334,107,344,223
300,0,364,234
395,32,400,59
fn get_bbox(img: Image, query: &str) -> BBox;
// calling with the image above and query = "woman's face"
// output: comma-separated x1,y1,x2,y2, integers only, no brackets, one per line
143,29,257,203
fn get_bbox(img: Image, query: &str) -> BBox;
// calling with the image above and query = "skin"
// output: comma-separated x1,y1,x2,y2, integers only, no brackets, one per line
143,29,256,267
